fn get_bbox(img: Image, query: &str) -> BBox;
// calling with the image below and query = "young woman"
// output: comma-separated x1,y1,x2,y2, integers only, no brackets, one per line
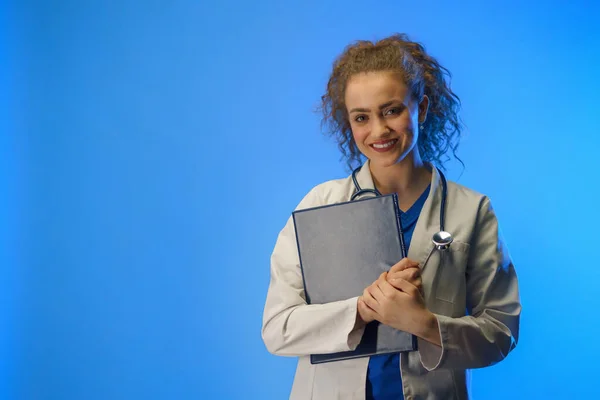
261,33,521,400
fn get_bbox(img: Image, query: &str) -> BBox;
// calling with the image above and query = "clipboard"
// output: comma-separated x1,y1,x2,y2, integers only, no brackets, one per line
292,193,417,364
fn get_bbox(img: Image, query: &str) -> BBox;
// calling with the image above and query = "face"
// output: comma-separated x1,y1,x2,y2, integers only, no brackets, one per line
345,71,429,168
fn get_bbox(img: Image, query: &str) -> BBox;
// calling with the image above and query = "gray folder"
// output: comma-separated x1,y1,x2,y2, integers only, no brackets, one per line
292,194,417,364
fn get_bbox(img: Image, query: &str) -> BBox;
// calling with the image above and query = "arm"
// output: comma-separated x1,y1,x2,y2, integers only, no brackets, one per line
418,197,521,370
261,188,366,356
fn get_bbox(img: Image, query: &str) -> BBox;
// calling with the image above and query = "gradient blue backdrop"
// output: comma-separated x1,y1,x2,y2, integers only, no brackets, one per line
4,1,600,399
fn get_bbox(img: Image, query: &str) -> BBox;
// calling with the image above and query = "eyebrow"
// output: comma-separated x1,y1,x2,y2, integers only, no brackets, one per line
348,100,402,114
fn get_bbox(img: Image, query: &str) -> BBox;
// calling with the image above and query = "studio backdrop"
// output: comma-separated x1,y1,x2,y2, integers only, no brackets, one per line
3,1,600,399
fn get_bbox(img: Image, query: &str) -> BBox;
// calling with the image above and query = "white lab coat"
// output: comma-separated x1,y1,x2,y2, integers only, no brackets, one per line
261,162,521,400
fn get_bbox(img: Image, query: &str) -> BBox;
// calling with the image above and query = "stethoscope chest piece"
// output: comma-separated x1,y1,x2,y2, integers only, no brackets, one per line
432,231,453,250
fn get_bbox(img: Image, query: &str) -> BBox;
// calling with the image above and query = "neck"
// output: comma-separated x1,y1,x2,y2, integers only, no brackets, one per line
368,154,432,209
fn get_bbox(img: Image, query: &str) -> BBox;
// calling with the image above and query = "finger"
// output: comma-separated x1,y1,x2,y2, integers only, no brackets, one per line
374,271,388,289
415,280,425,298
412,276,423,295
359,296,377,313
414,276,423,289
369,282,387,302
362,288,380,310
388,267,420,282
407,268,421,280
387,278,403,290
389,258,420,274
387,272,419,290
368,272,390,303
377,279,399,297
390,278,420,297
387,277,404,290
358,298,378,322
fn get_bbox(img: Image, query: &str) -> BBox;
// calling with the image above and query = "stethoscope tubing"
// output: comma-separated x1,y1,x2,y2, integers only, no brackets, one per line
350,165,451,254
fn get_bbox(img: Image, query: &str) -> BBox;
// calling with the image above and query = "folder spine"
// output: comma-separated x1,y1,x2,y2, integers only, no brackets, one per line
292,212,311,304
392,194,407,259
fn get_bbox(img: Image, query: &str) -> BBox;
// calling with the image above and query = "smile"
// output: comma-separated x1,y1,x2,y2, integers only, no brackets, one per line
371,139,398,151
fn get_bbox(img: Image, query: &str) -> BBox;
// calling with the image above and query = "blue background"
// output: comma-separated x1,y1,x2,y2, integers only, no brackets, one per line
3,1,600,399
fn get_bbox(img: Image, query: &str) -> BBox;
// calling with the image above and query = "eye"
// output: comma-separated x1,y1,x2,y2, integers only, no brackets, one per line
384,107,400,116
354,115,368,123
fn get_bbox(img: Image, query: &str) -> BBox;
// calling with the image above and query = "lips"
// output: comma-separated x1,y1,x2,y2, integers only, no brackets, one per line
370,139,398,152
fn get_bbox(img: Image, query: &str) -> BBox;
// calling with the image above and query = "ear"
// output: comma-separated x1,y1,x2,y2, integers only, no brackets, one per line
418,95,430,124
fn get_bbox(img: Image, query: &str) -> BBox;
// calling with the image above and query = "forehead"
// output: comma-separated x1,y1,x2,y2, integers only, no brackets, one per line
345,71,410,106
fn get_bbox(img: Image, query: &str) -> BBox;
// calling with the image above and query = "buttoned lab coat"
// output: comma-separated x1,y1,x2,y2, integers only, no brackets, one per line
261,162,521,400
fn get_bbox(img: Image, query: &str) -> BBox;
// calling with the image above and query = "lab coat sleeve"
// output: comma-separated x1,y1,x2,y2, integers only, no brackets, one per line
419,196,521,370
261,187,366,356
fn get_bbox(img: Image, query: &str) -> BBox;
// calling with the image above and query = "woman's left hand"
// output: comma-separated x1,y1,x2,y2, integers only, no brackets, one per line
360,272,438,342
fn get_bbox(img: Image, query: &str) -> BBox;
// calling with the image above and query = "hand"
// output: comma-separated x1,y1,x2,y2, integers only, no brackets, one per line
360,271,435,338
357,262,419,325
357,272,386,325
386,258,423,295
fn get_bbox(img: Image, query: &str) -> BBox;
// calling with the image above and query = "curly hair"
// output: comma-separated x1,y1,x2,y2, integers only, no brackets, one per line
319,33,463,171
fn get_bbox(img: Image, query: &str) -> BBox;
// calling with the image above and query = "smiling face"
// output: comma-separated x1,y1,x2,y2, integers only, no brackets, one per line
345,71,429,169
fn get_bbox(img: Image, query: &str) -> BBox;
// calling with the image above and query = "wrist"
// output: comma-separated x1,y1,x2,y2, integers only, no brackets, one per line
355,314,367,329
355,299,367,328
416,311,441,346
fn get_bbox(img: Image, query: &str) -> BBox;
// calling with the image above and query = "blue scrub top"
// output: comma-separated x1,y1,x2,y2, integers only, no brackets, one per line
366,184,430,400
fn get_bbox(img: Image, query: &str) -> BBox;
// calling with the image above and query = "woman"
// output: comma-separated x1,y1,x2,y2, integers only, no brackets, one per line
261,33,521,400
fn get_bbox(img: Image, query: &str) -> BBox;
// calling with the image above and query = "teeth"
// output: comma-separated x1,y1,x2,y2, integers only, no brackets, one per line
373,140,396,149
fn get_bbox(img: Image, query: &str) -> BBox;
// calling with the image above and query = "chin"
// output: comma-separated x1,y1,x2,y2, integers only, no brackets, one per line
367,151,406,168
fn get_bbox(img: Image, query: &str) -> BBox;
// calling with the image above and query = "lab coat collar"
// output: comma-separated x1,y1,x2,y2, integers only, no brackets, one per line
352,159,376,195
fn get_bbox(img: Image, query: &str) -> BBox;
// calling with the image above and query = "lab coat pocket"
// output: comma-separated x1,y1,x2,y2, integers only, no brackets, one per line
433,241,470,304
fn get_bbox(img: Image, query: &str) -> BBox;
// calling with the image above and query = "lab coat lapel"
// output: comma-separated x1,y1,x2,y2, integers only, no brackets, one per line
407,165,443,272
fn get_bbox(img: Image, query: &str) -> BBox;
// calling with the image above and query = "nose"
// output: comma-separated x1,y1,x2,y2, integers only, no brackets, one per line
372,116,391,138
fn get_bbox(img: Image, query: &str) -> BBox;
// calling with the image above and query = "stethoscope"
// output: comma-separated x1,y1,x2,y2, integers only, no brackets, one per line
351,166,454,254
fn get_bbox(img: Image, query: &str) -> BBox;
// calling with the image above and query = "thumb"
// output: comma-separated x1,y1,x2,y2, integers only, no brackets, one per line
390,258,419,273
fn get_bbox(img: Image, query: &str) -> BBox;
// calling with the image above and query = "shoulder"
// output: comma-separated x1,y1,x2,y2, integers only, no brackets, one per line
445,179,498,228
294,175,354,211
446,179,491,208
